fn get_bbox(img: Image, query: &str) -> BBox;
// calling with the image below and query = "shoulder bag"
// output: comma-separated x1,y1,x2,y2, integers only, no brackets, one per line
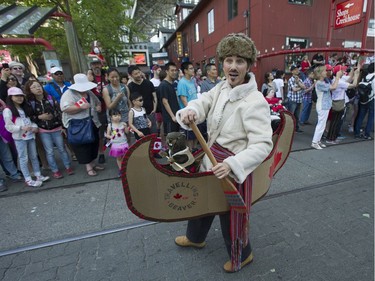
67,96,95,145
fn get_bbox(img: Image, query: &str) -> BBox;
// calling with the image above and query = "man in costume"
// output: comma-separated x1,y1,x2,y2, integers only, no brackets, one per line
174,33,273,272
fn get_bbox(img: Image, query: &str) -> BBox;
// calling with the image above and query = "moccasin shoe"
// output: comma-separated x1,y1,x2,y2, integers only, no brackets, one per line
174,236,206,248
223,252,254,273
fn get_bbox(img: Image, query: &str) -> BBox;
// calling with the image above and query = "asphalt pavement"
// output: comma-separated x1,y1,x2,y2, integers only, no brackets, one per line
0,107,373,281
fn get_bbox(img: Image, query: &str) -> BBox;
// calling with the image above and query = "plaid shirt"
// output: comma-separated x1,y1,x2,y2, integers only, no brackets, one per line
302,77,313,103
287,76,304,103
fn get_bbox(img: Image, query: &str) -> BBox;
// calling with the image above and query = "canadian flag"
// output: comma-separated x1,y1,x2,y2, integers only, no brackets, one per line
75,97,88,107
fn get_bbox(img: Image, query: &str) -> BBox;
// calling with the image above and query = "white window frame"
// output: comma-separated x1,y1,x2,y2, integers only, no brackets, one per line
208,9,215,34
194,23,199,42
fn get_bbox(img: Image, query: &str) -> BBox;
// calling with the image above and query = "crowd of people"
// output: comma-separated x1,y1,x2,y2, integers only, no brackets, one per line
261,53,374,150
0,51,373,192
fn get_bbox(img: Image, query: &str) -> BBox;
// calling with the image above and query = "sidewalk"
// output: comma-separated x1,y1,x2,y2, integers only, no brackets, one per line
0,105,369,196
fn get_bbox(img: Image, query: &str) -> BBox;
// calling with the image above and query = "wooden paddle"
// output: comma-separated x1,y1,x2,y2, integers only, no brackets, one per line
190,122,247,213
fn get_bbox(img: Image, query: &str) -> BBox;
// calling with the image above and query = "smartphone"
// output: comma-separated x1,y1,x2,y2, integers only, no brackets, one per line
2,63,9,69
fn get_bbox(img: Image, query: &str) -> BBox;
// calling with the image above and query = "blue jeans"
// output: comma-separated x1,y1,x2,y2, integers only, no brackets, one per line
39,130,71,172
14,139,41,181
355,100,374,137
287,100,301,130
0,138,20,179
300,100,312,123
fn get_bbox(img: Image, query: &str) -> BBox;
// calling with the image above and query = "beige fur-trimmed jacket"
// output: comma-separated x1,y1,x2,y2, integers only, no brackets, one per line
176,73,273,184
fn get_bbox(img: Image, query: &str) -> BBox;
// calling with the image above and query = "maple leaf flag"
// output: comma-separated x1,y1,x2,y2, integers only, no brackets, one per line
75,97,88,108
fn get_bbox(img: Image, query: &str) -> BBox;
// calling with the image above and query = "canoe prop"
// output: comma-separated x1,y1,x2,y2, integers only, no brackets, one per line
121,110,295,222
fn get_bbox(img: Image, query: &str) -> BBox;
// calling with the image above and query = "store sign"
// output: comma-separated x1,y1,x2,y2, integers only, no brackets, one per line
335,0,363,29
176,32,183,57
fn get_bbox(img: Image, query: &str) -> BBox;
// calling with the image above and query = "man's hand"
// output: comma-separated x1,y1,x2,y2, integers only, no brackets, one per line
211,162,232,179
179,109,197,125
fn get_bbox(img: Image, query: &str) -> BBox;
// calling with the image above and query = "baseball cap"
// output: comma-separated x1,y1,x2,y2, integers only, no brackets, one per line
8,87,25,96
333,65,347,75
325,64,333,71
50,67,63,74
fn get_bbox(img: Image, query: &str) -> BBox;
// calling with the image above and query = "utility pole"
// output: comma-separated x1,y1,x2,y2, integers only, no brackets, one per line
63,0,87,74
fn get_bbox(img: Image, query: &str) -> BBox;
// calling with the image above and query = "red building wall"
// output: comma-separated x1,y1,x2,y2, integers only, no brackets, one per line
165,0,374,85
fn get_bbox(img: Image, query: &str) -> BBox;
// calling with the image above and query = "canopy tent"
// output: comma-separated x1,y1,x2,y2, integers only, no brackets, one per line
0,4,57,35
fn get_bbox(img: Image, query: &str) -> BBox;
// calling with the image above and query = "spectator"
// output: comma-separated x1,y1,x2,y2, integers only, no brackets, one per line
354,62,374,140
26,80,74,179
261,72,275,94
311,52,325,69
326,65,359,144
44,67,71,104
300,69,315,125
287,65,306,133
150,65,161,88
1,66,21,102
200,63,220,93
311,66,342,150
9,61,27,87
128,65,157,133
3,87,50,187
60,74,104,176
177,61,198,150
160,62,180,138
128,92,152,140
273,70,285,101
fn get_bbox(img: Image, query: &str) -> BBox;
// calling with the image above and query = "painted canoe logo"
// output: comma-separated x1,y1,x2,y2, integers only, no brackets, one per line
164,181,199,211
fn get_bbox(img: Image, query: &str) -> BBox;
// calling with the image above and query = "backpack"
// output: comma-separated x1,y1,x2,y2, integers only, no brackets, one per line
358,76,374,105
311,87,317,103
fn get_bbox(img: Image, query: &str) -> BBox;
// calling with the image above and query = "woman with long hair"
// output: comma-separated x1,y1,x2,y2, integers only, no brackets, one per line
25,80,74,179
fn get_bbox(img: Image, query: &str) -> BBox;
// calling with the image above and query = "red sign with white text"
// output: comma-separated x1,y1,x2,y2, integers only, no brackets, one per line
335,0,363,29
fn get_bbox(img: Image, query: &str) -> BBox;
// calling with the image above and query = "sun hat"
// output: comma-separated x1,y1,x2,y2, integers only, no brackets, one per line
69,74,97,92
9,61,25,70
50,67,63,74
216,33,257,65
8,87,25,96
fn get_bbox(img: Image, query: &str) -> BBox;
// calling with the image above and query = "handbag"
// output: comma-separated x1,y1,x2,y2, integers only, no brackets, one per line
331,99,345,112
67,98,95,145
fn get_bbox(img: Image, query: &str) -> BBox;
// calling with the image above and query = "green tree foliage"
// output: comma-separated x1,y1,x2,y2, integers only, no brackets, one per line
1,0,137,71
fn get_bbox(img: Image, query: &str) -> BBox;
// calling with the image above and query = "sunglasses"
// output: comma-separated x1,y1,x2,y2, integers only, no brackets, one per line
53,72,64,76
136,98,143,102
12,67,23,70
7,77,17,82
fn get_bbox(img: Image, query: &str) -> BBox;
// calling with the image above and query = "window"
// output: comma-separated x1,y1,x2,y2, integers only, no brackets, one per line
194,23,199,42
288,0,312,5
228,0,238,20
208,9,215,34
285,37,309,72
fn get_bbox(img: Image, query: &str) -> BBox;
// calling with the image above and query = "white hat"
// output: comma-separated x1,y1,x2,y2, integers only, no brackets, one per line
69,73,97,92
9,61,25,70
50,67,63,74
8,87,25,96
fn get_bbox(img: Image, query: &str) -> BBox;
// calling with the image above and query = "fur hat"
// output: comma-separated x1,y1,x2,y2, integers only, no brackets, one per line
216,33,257,65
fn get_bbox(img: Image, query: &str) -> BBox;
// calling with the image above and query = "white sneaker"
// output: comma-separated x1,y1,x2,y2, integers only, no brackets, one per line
26,180,43,187
318,142,326,148
311,143,323,150
36,175,50,182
